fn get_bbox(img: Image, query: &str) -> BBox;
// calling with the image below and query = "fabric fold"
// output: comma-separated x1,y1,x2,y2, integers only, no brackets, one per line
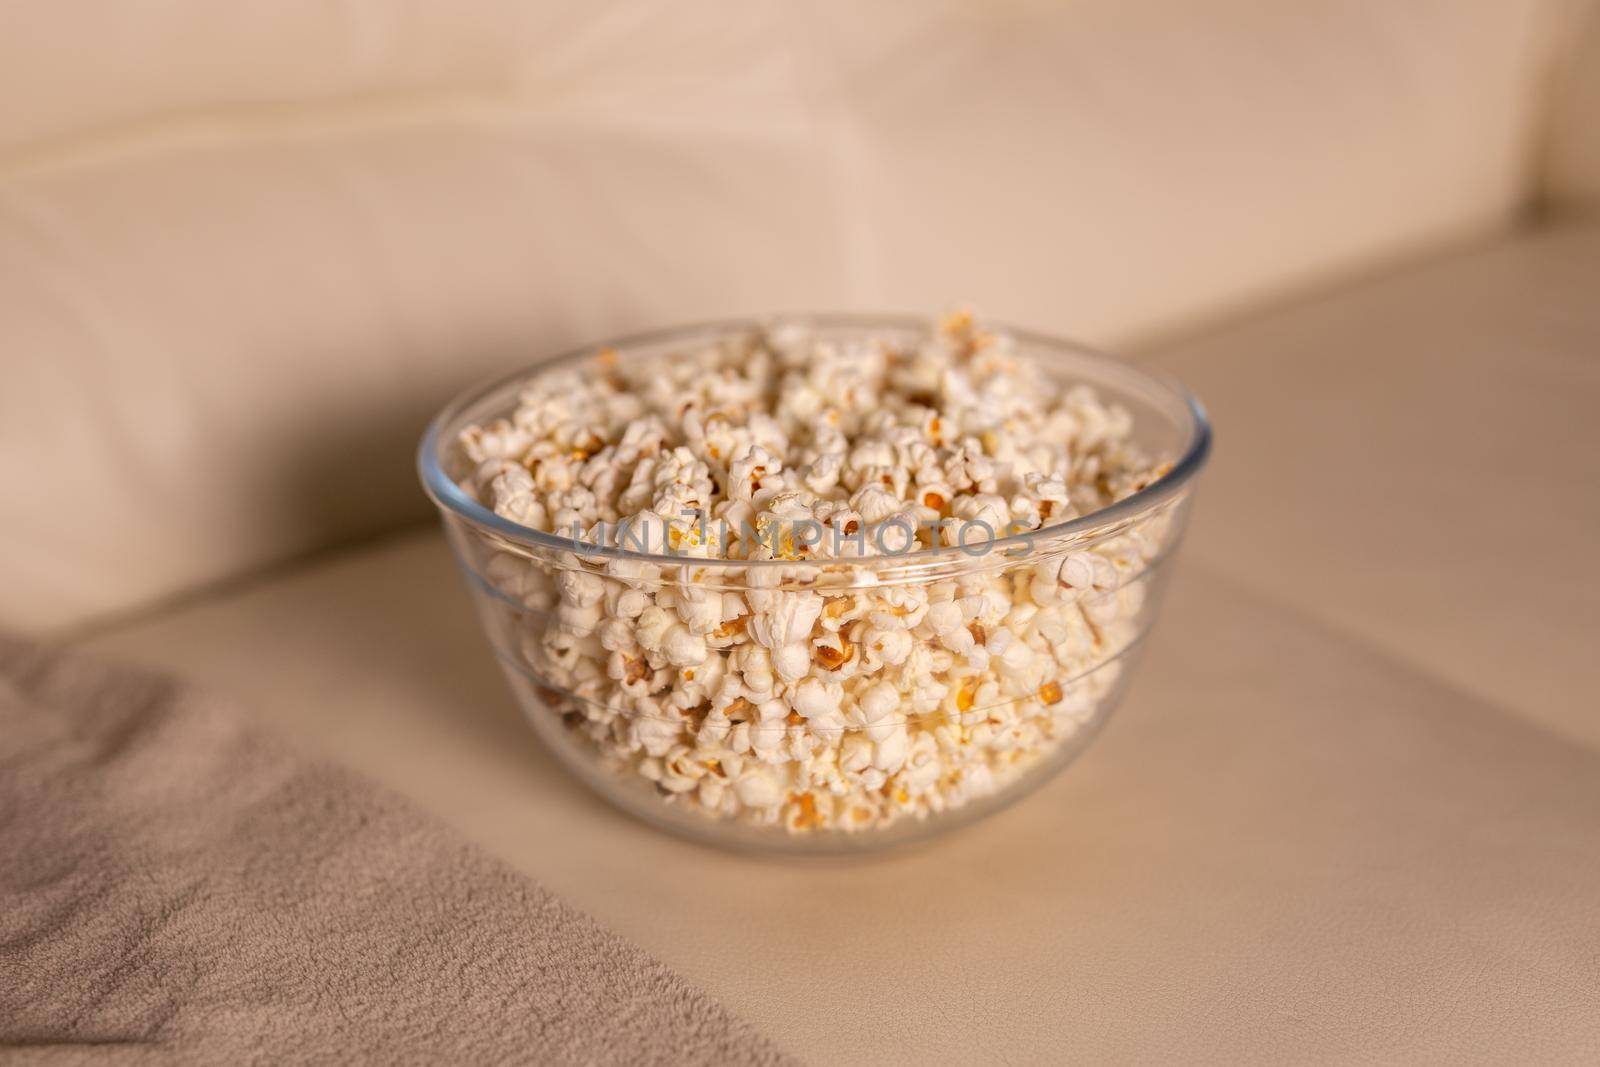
0,632,793,1066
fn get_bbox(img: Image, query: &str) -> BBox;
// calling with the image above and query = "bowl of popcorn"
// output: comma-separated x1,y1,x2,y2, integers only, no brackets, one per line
420,313,1210,851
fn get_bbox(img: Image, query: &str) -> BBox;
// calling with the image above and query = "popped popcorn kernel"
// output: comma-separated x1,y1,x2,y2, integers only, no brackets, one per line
448,314,1193,841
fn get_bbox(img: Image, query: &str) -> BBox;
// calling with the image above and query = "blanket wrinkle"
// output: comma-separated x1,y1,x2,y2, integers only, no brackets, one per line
0,633,796,1066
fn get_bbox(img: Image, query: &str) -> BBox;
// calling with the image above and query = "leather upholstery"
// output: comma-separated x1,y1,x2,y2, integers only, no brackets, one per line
3,0,1585,629
1149,222,1600,750
79,225,1600,1062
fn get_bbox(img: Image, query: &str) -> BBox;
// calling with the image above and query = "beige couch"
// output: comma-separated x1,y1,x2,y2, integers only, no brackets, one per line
5,3,1599,1061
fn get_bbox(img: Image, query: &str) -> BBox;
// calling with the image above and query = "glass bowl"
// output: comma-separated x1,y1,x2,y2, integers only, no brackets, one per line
419,315,1210,853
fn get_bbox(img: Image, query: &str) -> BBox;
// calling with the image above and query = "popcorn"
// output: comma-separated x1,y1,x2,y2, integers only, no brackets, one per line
861,625,913,669
733,766,782,808
857,679,902,721
792,677,842,719
455,315,1176,836
864,721,903,767
750,591,824,649
771,642,811,684
662,626,708,667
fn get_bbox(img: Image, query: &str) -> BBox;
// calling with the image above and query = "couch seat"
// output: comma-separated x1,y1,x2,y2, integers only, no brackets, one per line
78,222,1600,1063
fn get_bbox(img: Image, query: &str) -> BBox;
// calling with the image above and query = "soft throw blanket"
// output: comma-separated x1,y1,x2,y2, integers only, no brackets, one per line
0,633,792,1066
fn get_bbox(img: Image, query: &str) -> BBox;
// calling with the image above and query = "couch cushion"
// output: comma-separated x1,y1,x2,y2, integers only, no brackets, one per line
76,529,1600,1063
2,0,1581,630
1147,221,1600,749
75,222,1600,1058
0,2,531,153
1544,0,1600,210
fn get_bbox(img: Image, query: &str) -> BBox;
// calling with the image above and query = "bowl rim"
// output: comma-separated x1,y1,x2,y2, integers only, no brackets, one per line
417,313,1212,568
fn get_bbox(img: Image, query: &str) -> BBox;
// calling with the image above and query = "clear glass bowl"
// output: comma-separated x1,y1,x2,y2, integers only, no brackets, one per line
419,316,1210,853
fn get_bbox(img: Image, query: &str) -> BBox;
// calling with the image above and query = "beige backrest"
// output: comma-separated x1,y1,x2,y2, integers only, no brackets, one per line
0,1,1585,630
1545,1,1600,210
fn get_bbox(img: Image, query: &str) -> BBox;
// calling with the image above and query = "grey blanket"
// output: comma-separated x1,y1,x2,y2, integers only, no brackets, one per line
0,633,792,1066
